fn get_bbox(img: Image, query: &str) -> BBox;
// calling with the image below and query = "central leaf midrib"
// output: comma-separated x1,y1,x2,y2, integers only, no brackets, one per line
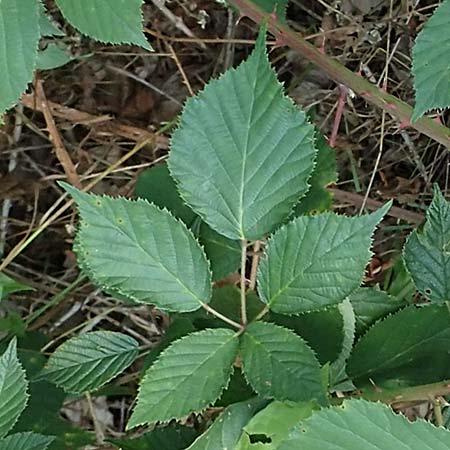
238,56,260,239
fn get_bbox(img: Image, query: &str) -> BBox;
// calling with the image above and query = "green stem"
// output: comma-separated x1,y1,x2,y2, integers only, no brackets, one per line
200,301,243,330
240,239,248,325
254,304,270,322
228,0,450,149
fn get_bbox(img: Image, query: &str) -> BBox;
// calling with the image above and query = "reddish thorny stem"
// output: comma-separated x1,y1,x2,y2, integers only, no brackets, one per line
229,0,450,149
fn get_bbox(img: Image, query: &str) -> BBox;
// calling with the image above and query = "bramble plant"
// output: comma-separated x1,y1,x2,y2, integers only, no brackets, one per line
1,2,450,450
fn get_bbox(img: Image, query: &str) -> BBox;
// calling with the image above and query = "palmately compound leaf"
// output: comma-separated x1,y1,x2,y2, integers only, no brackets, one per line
168,27,316,241
54,0,151,49
411,0,450,121
61,183,212,312
0,338,28,438
186,399,265,450
240,322,326,404
404,185,450,303
0,432,54,450
127,328,238,429
348,305,450,387
41,331,138,394
236,400,316,450
257,203,390,314
0,0,39,115
279,399,450,450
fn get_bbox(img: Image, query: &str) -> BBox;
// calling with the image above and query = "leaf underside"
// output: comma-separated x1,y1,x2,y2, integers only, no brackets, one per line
403,185,450,302
61,183,212,312
168,27,316,240
0,339,28,439
348,305,450,386
54,0,151,49
279,399,450,450
257,204,390,314
42,331,139,393
411,0,450,121
127,328,238,429
0,0,39,115
240,322,326,404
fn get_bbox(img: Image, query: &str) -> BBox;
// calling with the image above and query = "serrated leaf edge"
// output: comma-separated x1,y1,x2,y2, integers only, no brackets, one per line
239,322,326,403
127,328,238,429
61,182,213,312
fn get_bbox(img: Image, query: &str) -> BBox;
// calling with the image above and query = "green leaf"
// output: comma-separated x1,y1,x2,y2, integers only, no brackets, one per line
279,399,450,450
236,400,316,450
215,368,255,407
0,0,39,115
0,338,28,438
0,311,26,337
330,299,355,388
0,272,33,301
240,322,326,403
61,183,212,312
36,43,73,70
54,0,151,49
257,204,390,314
268,308,344,365
41,331,138,393
411,0,450,121
135,163,196,226
404,185,450,302
140,317,196,374
348,287,406,335
8,332,94,450
127,328,238,429
186,399,265,450
109,424,198,450
198,223,241,281
134,164,240,280
383,257,415,302
348,305,450,386
168,27,316,240
293,133,336,215
0,432,54,450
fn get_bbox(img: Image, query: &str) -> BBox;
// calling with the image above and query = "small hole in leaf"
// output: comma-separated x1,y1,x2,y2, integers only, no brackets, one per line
95,200,102,206
117,218,124,224
249,434,272,444
424,288,432,296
